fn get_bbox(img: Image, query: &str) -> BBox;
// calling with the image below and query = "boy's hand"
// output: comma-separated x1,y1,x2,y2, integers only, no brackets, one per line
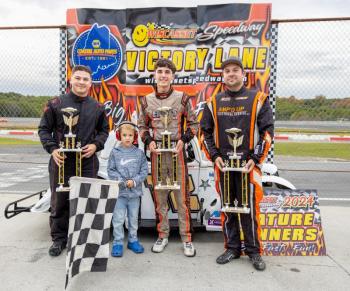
126,180,134,188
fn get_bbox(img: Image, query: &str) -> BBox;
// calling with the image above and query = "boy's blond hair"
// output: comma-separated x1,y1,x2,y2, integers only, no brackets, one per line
119,123,136,134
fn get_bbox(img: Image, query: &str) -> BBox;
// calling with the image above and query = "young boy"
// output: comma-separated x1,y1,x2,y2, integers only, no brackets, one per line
107,121,148,257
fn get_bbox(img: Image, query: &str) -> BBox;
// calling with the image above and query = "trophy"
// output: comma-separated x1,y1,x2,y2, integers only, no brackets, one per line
154,106,180,190
56,107,82,192
221,128,250,214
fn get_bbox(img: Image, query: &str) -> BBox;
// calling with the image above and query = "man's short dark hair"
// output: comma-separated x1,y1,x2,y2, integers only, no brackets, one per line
154,58,176,74
72,65,92,76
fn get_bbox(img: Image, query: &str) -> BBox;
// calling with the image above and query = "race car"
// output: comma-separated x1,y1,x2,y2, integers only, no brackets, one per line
96,131,295,231
5,130,295,232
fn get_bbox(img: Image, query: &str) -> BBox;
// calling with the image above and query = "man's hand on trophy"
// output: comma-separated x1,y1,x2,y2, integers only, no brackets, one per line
244,159,255,173
175,140,184,155
149,141,158,153
82,144,97,158
214,156,225,171
52,149,65,166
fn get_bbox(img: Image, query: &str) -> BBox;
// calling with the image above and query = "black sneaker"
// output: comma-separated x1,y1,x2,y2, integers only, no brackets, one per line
216,249,240,264
250,254,266,271
49,241,66,257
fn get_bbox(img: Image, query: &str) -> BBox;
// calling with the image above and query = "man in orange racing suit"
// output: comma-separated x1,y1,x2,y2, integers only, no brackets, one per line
200,57,274,270
138,58,198,257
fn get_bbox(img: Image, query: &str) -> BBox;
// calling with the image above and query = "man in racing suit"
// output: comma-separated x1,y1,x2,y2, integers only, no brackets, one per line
200,57,274,270
138,58,198,257
38,65,109,256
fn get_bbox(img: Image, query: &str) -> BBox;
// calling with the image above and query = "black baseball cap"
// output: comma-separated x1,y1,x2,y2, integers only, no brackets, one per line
221,57,244,70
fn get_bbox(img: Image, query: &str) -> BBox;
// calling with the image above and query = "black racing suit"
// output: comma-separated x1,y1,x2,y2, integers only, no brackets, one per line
200,86,274,256
38,91,109,244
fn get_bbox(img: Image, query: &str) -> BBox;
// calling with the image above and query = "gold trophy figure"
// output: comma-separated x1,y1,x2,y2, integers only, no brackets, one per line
221,128,250,214
56,107,82,192
155,106,180,190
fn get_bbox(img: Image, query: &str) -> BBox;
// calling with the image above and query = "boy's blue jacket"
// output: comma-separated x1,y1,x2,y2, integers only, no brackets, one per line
107,144,148,198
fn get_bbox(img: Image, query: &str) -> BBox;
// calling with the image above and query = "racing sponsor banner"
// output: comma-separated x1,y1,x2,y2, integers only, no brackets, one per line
206,188,326,256
66,4,272,129
260,188,326,255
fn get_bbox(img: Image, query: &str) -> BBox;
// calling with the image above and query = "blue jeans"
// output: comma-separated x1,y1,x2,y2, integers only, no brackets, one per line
112,196,140,245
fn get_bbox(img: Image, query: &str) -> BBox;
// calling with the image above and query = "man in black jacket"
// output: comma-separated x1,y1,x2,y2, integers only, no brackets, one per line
38,65,109,256
200,57,274,271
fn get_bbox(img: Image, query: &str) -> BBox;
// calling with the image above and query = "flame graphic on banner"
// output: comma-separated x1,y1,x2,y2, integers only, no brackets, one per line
89,79,127,129
196,83,222,161
254,7,271,94
262,225,326,256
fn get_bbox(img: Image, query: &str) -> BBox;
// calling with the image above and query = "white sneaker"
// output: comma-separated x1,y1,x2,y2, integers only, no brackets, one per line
152,238,168,253
183,242,196,257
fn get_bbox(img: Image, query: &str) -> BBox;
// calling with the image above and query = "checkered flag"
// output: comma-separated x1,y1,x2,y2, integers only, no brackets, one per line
65,177,119,289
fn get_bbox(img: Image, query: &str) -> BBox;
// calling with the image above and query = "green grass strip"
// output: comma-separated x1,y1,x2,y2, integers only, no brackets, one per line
0,137,40,145
275,142,350,160
276,128,350,135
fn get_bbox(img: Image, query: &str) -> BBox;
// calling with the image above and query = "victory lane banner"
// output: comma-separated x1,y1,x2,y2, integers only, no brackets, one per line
66,4,272,129
260,189,326,256
65,177,119,289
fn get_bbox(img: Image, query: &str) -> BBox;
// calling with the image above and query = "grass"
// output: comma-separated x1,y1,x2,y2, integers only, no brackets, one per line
275,142,350,160
0,137,348,160
0,137,40,145
275,128,350,135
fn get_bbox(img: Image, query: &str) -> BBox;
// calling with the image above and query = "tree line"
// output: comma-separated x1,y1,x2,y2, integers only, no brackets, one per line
1,92,350,121
0,92,50,118
276,95,350,121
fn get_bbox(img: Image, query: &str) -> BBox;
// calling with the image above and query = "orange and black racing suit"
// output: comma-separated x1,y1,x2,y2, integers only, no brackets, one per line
200,86,274,256
138,88,198,242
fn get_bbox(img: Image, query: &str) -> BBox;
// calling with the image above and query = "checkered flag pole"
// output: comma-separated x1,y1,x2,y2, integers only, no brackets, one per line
65,177,119,289
59,28,67,95
267,23,279,164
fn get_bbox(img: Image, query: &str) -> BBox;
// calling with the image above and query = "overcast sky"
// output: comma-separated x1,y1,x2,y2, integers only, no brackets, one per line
0,0,349,26
0,0,349,98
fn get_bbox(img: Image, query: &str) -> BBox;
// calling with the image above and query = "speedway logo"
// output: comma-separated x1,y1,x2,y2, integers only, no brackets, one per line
197,22,265,42
72,23,123,83
259,195,281,209
132,23,197,47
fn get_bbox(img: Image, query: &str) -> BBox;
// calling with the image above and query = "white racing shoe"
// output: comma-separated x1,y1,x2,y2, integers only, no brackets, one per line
152,238,168,253
183,242,196,257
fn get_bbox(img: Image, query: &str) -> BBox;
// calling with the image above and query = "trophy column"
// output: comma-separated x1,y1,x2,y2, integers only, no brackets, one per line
56,108,82,192
221,128,250,214
154,106,180,191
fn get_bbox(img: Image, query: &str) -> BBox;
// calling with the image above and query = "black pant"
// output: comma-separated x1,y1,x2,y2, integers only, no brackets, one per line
48,154,98,243
219,170,261,256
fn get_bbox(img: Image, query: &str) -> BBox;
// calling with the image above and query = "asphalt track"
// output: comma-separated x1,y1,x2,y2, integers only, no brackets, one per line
0,145,349,206
0,194,349,291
